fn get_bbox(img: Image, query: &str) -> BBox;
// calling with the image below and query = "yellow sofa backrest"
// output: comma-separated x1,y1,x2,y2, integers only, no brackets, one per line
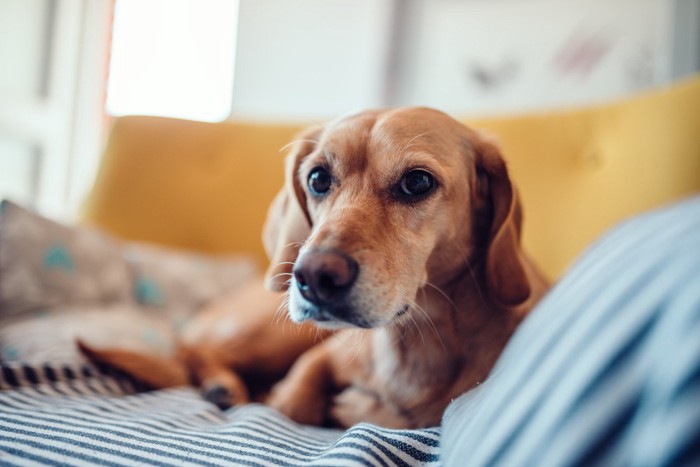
83,76,700,280
83,118,305,267
470,76,700,278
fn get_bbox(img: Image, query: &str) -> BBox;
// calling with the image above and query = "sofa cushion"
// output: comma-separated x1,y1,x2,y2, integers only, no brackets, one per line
82,117,306,265
441,195,700,466
82,77,700,280
0,201,256,364
0,305,178,363
122,242,256,323
468,75,700,279
0,200,132,317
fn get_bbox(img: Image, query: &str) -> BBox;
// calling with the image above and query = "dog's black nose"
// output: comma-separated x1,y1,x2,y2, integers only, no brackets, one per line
294,249,359,306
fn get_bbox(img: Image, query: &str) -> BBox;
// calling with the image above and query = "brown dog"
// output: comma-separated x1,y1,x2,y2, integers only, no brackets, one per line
79,279,329,406
262,107,547,427
80,107,547,428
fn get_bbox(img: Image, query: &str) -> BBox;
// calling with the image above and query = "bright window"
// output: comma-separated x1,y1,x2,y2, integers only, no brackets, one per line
106,0,238,122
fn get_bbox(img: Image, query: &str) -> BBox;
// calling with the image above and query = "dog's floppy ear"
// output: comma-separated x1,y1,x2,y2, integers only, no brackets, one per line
472,133,531,307
263,127,322,291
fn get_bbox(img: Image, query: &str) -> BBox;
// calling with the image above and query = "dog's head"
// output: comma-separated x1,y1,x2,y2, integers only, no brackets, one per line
263,107,531,329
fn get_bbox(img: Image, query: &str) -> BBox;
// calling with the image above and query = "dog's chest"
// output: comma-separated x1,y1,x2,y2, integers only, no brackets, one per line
371,331,401,379
369,330,445,401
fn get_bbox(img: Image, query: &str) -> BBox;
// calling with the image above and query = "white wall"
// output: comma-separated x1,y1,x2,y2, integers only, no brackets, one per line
402,0,674,116
1,0,695,219
229,0,686,120
230,0,395,121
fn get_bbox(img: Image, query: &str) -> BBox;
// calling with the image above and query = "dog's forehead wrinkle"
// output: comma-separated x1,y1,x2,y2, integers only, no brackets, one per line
368,119,468,173
321,123,374,176
373,108,456,140
320,109,469,187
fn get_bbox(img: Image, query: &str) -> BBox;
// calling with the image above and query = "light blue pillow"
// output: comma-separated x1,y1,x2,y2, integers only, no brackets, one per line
441,196,700,466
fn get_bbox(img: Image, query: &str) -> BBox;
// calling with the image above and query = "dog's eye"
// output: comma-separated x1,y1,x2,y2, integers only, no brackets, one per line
400,170,435,197
308,167,332,195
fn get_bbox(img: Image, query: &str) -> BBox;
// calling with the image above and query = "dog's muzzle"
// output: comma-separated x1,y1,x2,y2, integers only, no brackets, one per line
292,249,361,325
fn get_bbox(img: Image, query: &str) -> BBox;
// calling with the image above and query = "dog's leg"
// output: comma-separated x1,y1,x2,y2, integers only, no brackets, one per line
179,346,250,409
328,387,412,428
266,341,344,426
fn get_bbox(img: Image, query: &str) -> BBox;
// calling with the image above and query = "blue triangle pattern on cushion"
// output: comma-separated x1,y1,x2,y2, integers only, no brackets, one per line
42,244,75,273
135,276,165,307
32,309,49,319
141,327,168,349
1,345,20,360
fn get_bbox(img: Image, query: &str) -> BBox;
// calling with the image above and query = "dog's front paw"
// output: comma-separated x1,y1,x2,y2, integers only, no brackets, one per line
200,369,250,410
266,381,327,426
329,387,411,428
202,381,249,410
328,387,380,427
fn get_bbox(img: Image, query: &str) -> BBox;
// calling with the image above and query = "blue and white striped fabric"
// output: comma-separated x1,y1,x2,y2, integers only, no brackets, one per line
0,361,440,466
442,195,700,466
3,196,700,466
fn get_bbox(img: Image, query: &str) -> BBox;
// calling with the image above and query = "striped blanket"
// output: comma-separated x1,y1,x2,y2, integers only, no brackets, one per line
3,196,700,466
0,362,440,466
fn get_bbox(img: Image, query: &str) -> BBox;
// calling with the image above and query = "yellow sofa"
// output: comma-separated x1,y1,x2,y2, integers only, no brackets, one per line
83,76,700,281
3,77,699,465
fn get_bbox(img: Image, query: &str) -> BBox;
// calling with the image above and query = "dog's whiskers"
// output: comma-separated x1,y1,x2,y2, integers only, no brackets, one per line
270,272,293,282
424,282,458,313
406,309,426,346
278,139,318,154
461,253,489,308
314,328,325,343
389,303,424,346
388,315,407,345
337,329,367,370
410,301,447,351
400,131,433,153
274,293,291,325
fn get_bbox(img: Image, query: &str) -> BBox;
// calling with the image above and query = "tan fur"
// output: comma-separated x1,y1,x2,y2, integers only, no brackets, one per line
79,279,330,405
264,107,548,427
79,107,548,428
